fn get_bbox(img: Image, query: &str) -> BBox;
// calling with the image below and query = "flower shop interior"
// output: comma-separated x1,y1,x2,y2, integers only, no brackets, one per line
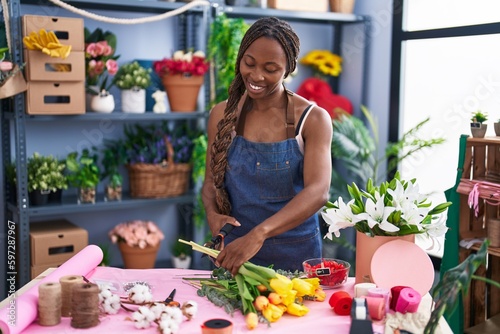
1,0,500,333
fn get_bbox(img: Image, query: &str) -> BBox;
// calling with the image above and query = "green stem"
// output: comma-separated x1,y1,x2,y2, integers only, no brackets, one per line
472,274,500,289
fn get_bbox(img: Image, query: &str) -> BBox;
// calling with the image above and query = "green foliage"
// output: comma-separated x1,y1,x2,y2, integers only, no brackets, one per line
425,240,500,333
330,105,446,199
100,140,127,187
26,153,67,192
191,134,208,229
84,27,117,51
207,14,249,107
66,148,100,188
172,239,192,258
98,243,111,266
113,61,152,90
470,110,487,123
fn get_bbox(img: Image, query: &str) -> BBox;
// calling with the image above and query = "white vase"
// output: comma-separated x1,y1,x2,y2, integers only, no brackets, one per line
171,255,191,269
121,88,146,113
90,93,115,113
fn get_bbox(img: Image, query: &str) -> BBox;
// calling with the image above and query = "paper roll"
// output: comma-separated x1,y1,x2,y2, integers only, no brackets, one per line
354,282,376,298
329,291,353,316
362,296,385,320
368,287,390,314
390,285,409,311
201,319,233,334
395,287,422,314
0,245,103,334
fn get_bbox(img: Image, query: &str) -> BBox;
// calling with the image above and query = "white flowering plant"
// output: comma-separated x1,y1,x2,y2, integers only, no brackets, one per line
322,172,452,239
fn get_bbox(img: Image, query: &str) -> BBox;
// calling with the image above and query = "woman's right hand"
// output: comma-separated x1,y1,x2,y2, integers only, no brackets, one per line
207,212,240,249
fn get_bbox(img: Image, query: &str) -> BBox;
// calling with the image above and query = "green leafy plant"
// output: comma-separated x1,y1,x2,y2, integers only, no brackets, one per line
112,61,152,90
470,110,488,123
100,140,127,187
172,239,192,259
191,133,208,229
98,244,111,267
207,13,249,107
66,148,100,188
425,239,500,334
26,152,67,192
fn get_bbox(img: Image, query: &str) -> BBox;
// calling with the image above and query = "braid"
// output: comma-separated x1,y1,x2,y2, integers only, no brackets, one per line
210,17,300,215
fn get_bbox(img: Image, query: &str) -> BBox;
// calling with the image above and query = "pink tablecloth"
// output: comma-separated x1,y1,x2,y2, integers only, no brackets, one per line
20,267,381,334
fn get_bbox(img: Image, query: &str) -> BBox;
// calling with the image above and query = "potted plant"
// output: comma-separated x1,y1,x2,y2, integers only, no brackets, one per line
65,148,100,204
108,220,165,269
470,110,488,138
494,118,500,136
26,152,67,206
101,140,127,201
153,49,209,112
112,61,152,113
171,238,192,269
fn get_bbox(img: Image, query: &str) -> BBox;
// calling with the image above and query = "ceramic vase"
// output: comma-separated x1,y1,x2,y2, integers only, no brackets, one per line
90,93,115,113
119,242,160,269
355,231,415,284
172,255,191,269
470,123,487,138
121,88,146,113
494,122,500,136
161,74,203,112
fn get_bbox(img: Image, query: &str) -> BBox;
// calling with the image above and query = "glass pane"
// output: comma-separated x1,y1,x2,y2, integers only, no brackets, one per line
400,34,500,256
405,0,500,31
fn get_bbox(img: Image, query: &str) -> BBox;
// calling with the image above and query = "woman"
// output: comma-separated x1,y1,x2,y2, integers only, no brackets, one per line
202,17,333,275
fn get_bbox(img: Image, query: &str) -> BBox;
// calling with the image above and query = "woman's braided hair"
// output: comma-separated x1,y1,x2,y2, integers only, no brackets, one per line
210,17,300,215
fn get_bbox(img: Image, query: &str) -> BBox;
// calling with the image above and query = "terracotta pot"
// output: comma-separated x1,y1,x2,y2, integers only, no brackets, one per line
161,74,203,112
355,231,415,284
330,0,355,13
118,242,160,269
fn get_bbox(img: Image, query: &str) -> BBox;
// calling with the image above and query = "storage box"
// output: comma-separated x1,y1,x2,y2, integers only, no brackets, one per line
268,0,328,12
30,219,88,266
31,262,62,279
26,81,85,115
24,50,85,82
23,15,84,51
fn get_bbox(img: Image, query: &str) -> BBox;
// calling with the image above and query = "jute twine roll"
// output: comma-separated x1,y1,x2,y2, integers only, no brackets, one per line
488,218,500,248
37,282,61,326
59,275,84,317
70,283,100,329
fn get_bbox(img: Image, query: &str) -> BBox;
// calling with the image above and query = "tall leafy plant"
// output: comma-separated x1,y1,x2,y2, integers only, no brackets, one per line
207,13,249,107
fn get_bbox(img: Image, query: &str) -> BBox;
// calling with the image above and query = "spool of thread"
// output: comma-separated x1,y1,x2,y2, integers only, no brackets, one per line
201,319,233,334
395,287,422,314
329,291,353,316
352,298,368,320
362,296,385,320
70,283,100,329
368,287,390,314
59,275,84,317
354,282,376,298
390,285,409,311
37,282,61,326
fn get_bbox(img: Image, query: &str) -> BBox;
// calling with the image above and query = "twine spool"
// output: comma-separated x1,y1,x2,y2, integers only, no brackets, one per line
488,218,500,248
38,282,62,326
59,275,84,317
70,283,100,329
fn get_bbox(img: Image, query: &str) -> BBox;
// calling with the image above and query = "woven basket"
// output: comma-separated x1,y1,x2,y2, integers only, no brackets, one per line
127,136,192,198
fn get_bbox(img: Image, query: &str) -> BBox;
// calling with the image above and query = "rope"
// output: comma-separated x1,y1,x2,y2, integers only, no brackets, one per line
46,0,211,25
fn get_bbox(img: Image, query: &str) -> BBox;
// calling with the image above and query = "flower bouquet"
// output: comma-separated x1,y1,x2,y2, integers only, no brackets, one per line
153,50,209,111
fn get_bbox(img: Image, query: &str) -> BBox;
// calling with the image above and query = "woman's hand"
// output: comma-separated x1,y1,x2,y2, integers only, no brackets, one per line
215,232,264,276
206,212,240,249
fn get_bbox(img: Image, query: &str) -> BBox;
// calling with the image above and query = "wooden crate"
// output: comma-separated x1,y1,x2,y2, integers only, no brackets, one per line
457,136,500,329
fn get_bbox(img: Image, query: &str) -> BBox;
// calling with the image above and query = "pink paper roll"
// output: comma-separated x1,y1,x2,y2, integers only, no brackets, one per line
362,296,385,320
0,245,103,334
368,287,390,314
395,287,422,314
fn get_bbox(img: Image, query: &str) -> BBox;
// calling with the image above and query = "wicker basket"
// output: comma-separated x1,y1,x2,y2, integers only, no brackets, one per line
126,136,192,198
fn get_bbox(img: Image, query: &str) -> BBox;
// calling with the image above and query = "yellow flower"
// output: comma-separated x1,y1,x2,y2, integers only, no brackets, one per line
300,49,342,77
246,312,259,330
286,302,310,317
301,277,320,290
313,288,326,302
262,303,284,323
270,274,293,295
280,289,297,306
291,278,315,297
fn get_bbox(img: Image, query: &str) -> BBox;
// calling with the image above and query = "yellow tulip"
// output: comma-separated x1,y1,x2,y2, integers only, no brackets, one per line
270,274,293,295
313,288,326,302
286,302,309,317
267,292,282,305
280,289,297,306
302,277,321,289
292,278,315,297
276,304,288,312
262,303,283,323
253,295,269,311
246,312,259,330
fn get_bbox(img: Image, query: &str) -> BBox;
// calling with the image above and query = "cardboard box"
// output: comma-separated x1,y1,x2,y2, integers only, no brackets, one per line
30,219,88,266
267,0,328,12
26,81,85,115
31,262,62,279
23,15,84,51
24,50,85,82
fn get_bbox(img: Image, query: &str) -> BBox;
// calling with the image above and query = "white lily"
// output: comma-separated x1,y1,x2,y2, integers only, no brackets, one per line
355,193,399,233
422,213,449,238
321,197,357,239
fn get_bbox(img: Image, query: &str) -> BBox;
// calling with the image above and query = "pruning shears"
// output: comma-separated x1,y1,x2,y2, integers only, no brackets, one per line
164,288,180,307
203,223,235,251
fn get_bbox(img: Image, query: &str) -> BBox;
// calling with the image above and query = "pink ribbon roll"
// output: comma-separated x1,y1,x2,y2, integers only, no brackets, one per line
362,296,385,320
395,287,422,314
390,285,409,311
368,287,390,314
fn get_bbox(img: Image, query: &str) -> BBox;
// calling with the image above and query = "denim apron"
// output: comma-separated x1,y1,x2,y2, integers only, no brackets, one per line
224,94,322,272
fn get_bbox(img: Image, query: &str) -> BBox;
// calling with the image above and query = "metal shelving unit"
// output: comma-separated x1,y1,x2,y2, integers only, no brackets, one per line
2,0,370,297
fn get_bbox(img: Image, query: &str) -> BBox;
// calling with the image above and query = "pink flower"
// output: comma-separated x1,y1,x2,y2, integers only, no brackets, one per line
0,61,13,72
109,220,164,248
106,59,118,75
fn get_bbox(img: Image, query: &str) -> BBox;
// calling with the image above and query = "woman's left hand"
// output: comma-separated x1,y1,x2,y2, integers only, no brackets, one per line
215,233,263,276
